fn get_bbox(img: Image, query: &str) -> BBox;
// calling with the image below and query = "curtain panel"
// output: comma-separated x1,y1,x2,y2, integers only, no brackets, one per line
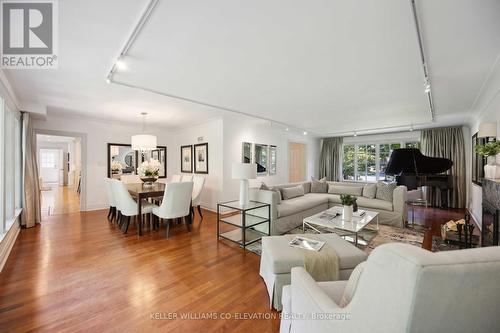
319,137,343,181
421,127,466,209
21,113,41,228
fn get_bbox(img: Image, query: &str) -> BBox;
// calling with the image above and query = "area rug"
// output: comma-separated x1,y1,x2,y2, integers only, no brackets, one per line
246,225,426,256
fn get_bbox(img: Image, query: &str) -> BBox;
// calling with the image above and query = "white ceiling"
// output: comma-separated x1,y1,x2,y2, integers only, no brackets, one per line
4,0,500,135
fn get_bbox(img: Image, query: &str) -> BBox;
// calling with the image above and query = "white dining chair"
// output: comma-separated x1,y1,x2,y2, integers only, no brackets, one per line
152,182,194,238
191,175,205,222
171,174,181,183
104,178,117,222
181,174,194,182
113,180,155,234
120,174,142,184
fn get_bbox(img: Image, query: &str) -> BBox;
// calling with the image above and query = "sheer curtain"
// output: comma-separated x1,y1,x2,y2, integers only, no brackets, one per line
421,126,466,208
21,113,41,228
319,137,343,181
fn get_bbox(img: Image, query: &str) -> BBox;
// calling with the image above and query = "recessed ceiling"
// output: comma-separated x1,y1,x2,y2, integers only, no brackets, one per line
3,0,500,134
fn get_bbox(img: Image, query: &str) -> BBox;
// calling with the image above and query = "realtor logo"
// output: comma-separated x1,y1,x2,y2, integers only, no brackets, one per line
1,0,58,69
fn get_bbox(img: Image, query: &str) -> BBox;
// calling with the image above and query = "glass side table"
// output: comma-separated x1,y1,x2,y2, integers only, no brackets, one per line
407,198,428,227
217,200,271,250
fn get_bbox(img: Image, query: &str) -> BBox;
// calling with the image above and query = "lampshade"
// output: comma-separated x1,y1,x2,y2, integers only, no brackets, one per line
232,163,257,180
478,122,497,138
131,134,157,151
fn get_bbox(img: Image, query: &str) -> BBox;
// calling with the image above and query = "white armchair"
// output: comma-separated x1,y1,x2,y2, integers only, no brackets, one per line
282,243,500,333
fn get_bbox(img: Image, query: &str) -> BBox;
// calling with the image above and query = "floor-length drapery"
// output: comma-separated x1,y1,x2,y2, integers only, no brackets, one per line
319,137,343,181
21,113,41,228
421,127,466,208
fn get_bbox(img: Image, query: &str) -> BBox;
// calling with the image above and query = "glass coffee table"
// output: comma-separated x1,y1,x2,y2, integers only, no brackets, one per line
303,207,379,246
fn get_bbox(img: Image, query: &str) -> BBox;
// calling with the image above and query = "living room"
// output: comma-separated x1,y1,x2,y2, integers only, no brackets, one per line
0,0,499,332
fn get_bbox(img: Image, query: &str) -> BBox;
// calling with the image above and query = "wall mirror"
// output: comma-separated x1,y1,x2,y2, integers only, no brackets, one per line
254,143,268,174
139,146,167,178
242,142,252,163
269,145,277,175
107,143,136,178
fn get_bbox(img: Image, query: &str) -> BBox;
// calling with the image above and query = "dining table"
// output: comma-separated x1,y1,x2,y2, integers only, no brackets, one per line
125,182,166,236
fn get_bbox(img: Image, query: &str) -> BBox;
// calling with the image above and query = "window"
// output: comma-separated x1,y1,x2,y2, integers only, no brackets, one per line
15,117,21,210
40,150,57,168
342,140,420,182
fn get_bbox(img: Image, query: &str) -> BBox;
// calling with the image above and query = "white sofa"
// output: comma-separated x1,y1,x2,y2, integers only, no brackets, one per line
281,243,500,333
249,181,407,235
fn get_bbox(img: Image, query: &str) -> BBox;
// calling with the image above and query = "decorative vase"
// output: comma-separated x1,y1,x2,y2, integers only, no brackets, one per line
140,176,158,187
484,165,500,179
487,155,496,166
342,205,353,221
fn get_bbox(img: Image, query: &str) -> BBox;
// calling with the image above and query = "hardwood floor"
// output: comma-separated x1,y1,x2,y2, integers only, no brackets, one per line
0,205,472,332
41,185,81,216
0,210,279,333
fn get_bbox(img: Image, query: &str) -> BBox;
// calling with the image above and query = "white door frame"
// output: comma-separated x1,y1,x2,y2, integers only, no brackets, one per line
34,129,87,211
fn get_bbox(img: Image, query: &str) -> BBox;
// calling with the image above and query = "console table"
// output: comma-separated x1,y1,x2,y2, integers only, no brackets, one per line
217,200,270,250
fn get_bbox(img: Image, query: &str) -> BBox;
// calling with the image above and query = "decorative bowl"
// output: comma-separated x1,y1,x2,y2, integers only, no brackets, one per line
140,177,158,187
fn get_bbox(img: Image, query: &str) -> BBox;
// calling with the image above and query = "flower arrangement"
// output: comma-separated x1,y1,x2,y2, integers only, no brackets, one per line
340,194,357,206
138,159,161,177
111,161,122,173
475,141,500,157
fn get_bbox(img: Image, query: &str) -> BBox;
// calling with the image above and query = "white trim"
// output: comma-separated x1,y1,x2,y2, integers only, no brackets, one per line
0,214,20,273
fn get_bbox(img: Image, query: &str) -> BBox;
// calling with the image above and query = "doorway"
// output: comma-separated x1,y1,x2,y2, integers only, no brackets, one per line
37,134,82,216
288,142,307,182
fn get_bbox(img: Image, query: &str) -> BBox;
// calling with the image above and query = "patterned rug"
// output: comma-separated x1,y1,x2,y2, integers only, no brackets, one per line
246,224,426,255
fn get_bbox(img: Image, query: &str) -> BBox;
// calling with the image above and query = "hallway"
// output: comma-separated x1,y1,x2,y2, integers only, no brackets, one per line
41,185,80,216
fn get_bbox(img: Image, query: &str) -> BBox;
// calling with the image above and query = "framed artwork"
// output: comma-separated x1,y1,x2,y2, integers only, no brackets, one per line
254,143,268,174
194,143,209,174
242,142,252,163
269,145,277,175
472,133,486,186
181,145,193,173
107,143,136,178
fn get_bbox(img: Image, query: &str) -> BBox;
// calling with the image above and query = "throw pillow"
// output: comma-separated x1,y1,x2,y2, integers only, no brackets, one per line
362,183,377,199
328,185,363,196
260,183,282,204
339,262,366,307
311,177,328,193
375,181,397,202
281,185,305,200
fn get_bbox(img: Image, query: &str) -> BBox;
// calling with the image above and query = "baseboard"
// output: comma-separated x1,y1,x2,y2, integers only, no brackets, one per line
0,221,20,273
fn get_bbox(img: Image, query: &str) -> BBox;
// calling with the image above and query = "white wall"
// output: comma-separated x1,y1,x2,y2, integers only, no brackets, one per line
468,60,500,227
170,118,224,210
33,113,176,211
221,114,320,203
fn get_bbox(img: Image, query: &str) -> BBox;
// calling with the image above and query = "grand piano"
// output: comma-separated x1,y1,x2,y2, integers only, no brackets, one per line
385,148,453,208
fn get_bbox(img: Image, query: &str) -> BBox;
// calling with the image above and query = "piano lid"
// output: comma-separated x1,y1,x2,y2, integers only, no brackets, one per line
385,148,453,176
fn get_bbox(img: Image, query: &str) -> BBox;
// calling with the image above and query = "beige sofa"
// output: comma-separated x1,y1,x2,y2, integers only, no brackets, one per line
249,181,407,235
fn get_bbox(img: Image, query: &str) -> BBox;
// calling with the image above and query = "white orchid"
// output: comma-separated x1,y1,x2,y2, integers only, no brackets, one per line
111,161,122,172
138,159,161,177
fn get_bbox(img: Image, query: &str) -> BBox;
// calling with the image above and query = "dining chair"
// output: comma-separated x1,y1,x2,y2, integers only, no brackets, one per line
113,180,155,233
152,182,194,238
104,178,117,222
181,174,194,182
171,174,181,182
120,174,142,184
191,175,205,222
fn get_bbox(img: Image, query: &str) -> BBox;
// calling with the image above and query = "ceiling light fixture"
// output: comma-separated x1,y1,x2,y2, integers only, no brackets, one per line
106,77,111,84
116,57,127,70
409,125,414,132
131,112,157,153
424,79,431,93
285,128,289,132
303,131,308,136
353,131,357,137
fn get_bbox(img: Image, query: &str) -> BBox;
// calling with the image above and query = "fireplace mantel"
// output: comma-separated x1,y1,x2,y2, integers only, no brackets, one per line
482,179,500,246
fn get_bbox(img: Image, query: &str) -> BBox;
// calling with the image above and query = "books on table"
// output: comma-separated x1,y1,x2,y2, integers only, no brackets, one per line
289,236,325,252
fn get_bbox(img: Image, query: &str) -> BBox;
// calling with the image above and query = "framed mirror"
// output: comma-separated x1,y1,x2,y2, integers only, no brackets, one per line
140,146,167,178
269,145,277,175
254,143,268,174
107,143,136,178
242,142,252,163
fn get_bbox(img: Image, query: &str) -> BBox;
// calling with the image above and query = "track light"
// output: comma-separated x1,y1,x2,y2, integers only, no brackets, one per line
409,125,414,132
116,57,126,70
424,78,431,93
353,131,357,137
285,128,289,132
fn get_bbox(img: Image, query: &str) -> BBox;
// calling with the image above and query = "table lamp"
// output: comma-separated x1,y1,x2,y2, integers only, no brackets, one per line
232,163,257,206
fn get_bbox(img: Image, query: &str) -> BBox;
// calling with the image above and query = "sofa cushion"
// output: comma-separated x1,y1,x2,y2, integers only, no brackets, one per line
376,181,397,202
281,185,305,200
328,184,363,196
363,183,377,199
356,196,393,211
277,194,328,218
311,177,328,193
261,233,367,274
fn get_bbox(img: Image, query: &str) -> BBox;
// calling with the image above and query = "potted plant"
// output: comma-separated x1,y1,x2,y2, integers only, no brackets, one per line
340,194,357,221
137,159,161,186
475,141,500,179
